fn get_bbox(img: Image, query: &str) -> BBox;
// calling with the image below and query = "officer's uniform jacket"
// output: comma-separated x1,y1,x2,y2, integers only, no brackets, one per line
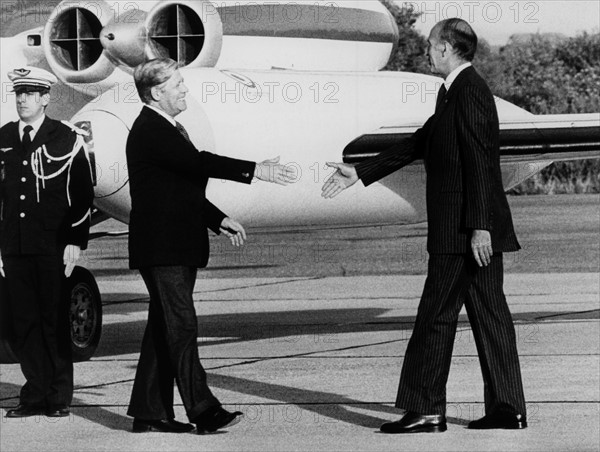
0,116,94,256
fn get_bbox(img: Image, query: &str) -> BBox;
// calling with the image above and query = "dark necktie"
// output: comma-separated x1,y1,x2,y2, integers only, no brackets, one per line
22,125,33,150
176,121,191,144
435,84,447,112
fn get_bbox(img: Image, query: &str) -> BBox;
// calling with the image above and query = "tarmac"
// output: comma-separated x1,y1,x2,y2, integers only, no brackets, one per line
1,195,599,451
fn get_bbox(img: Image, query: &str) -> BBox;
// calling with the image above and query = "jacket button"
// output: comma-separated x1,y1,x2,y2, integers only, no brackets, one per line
20,212,25,218
23,160,28,166
20,195,25,200
21,177,26,182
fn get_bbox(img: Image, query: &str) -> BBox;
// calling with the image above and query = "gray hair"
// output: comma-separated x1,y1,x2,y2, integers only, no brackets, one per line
134,58,180,104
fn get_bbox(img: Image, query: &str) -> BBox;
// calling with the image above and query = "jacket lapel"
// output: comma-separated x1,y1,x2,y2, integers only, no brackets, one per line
29,116,58,153
424,66,476,159
443,66,473,106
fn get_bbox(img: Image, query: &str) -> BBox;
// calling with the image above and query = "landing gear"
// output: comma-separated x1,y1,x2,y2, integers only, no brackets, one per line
65,266,102,362
0,266,103,363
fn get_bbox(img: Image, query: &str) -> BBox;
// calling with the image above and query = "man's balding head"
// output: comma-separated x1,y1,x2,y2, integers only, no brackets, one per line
433,18,478,62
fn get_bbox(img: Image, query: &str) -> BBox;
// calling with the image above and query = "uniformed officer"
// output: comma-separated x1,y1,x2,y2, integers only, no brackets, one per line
0,67,94,418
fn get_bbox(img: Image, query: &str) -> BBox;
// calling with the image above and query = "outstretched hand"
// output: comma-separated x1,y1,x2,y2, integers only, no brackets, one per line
321,162,359,198
220,217,247,247
254,156,296,185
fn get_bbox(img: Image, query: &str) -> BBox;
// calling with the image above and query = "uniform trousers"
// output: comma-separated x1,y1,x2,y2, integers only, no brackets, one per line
2,254,73,408
396,254,526,416
127,266,220,422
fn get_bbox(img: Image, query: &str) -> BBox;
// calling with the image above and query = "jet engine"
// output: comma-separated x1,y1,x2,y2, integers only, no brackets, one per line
100,0,223,69
43,1,116,85
43,0,223,92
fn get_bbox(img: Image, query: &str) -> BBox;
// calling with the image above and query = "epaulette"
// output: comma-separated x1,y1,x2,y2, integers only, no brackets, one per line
61,120,89,137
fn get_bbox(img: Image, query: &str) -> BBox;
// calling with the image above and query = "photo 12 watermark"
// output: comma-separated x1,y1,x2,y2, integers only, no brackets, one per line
400,2,540,25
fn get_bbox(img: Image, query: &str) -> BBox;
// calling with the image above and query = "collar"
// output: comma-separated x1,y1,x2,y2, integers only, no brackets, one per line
19,114,46,139
145,104,176,127
444,62,472,91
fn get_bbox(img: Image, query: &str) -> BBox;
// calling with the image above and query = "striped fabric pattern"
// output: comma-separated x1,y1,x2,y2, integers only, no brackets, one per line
356,66,526,418
395,254,527,416
355,67,520,255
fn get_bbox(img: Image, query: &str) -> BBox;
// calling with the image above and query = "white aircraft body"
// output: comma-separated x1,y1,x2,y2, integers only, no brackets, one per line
0,0,598,361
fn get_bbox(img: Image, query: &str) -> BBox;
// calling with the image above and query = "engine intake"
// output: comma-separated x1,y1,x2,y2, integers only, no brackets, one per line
101,0,223,69
44,1,222,88
148,3,207,65
43,1,115,83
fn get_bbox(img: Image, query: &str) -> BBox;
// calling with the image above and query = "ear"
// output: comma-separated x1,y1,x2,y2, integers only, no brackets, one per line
150,86,162,102
442,41,455,58
41,92,51,107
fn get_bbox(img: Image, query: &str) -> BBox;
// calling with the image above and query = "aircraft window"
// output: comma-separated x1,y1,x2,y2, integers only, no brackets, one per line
27,35,41,46
148,4,205,66
48,8,103,71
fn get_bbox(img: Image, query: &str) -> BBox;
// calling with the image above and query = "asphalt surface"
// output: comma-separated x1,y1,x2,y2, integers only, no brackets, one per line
0,194,598,451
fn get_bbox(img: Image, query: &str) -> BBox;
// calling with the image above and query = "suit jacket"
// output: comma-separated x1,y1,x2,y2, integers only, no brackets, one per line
0,117,93,256
356,66,520,254
126,106,256,269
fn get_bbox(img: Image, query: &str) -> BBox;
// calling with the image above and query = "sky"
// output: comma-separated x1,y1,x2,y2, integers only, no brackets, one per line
395,1,600,45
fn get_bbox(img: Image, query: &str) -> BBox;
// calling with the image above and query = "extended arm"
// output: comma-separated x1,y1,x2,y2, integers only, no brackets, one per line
321,117,432,198
142,125,294,185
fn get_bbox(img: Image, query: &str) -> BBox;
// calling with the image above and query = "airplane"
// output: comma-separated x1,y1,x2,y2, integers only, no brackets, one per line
0,0,598,364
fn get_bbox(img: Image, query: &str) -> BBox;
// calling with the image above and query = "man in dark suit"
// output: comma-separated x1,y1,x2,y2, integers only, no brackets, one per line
126,58,295,434
322,19,527,432
0,67,94,418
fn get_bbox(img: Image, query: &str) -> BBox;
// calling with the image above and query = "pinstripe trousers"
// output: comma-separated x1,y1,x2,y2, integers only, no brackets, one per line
395,254,526,416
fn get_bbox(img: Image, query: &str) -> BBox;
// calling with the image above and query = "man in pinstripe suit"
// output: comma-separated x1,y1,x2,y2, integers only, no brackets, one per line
322,19,527,433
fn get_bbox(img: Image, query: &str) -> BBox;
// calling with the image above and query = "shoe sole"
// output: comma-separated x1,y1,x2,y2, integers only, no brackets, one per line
468,423,527,430
197,414,243,435
5,411,44,418
132,425,194,433
381,424,447,434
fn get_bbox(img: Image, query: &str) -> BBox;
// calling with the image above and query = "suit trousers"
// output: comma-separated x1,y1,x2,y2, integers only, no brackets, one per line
3,255,73,408
395,254,526,416
127,266,220,422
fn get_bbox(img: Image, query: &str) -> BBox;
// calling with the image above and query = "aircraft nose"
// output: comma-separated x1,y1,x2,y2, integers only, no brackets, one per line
70,110,132,223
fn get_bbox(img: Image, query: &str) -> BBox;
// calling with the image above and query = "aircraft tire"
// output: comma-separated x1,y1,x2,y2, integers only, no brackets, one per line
66,266,102,362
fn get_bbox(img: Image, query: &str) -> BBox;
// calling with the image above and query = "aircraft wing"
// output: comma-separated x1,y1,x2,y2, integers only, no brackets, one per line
343,113,600,191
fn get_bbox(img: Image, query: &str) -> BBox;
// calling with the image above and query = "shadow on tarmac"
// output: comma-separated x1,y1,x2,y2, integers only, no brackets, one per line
0,382,132,431
93,307,587,358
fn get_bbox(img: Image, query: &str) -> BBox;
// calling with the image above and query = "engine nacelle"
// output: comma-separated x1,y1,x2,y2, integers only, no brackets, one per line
43,1,116,85
101,0,223,69
43,1,223,93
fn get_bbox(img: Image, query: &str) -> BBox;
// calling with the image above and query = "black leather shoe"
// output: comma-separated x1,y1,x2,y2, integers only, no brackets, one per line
468,412,527,429
380,411,447,434
195,407,243,434
5,405,44,418
46,406,71,417
132,418,195,433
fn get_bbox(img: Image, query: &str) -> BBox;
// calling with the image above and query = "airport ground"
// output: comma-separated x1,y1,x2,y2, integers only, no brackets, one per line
1,194,598,451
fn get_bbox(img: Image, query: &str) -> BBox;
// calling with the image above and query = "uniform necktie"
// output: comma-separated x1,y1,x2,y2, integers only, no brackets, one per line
175,121,191,144
435,85,447,112
22,125,33,150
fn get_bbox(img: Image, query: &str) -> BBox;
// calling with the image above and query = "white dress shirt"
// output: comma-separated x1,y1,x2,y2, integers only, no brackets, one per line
444,62,472,91
19,114,46,141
